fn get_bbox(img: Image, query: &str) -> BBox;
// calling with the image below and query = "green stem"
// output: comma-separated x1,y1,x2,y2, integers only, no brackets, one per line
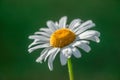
67,58,74,80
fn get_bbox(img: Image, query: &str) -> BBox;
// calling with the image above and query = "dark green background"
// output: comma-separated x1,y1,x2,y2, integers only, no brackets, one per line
0,0,120,80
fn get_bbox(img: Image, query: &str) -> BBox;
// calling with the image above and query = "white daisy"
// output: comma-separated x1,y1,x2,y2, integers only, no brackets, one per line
28,16,100,71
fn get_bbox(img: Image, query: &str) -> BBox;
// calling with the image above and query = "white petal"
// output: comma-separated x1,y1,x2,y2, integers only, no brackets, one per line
52,48,60,60
79,30,100,43
73,20,92,32
79,20,93,29
28,40,48,48
34,32,51,37
72,41,91,53
76,24,95,35
79,40,90,44
36,47,51,63
72,47,81,58
47,21,57,31
86,36,100,43
44,48,58,62
54,21,60,29
39,28,53,33
59,16,67,28
60,51,68,66
29,39,49,47
74,20,95,34
28,40,37,48
79,30,100,38
72,40,90,45
78,43,91,53
36,56,43,63
69,19,81,30
55,21,59,26
28,43,50,53
48,48,60,71
61,47,72,58
29,35,49,40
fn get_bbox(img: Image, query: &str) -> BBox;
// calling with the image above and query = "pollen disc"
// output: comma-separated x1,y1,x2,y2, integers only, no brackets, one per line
50,28,76,48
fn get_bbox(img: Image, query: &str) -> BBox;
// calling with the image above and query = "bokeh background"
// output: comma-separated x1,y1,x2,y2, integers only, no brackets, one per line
0,0,120,80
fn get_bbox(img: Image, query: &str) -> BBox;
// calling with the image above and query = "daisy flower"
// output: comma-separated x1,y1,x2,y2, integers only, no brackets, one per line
28,16,100,71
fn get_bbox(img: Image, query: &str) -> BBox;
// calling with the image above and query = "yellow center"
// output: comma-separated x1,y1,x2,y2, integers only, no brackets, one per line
50,28,76,48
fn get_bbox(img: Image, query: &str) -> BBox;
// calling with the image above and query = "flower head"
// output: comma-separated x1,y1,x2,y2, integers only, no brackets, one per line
28,16,100,71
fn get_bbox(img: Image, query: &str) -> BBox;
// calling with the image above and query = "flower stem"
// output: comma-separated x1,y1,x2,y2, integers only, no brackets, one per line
67,58,74,80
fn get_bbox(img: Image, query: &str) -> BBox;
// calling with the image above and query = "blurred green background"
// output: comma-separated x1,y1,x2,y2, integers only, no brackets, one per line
0,0,120,80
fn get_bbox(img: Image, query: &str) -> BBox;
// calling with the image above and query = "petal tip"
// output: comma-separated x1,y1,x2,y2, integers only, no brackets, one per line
36,58,42,63
28,49,32,53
